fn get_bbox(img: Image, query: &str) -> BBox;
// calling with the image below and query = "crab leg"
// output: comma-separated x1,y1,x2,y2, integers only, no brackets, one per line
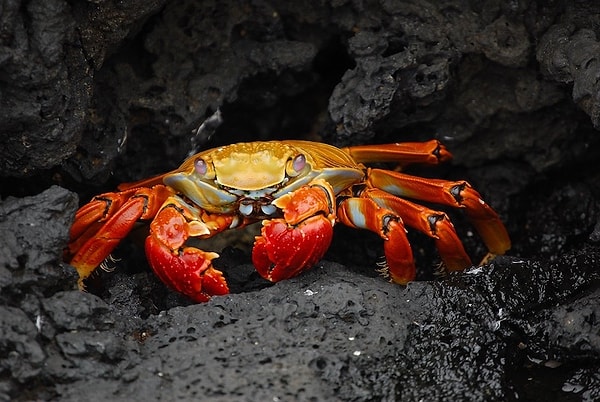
337,197,416,284
343,140,452,167
145,196,234,302
67,185,174,288
362,188,472,272
367,169,511,255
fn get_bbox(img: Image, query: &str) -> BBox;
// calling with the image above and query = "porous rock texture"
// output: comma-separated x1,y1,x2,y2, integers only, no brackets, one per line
1,1,600,401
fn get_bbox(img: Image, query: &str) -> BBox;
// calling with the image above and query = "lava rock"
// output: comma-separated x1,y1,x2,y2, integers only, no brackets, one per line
329,251,600,401
0,186,78,302
0,306,45,390
536,3,600,129
0,0,91,177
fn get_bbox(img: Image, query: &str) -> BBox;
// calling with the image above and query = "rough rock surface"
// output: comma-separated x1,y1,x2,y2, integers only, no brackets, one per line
1,1,600,401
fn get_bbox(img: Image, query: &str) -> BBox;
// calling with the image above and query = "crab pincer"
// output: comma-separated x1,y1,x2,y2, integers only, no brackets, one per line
144,202,231,302
252,181,336,282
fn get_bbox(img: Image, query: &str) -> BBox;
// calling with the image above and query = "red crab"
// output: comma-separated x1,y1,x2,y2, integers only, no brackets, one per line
65,140,510,302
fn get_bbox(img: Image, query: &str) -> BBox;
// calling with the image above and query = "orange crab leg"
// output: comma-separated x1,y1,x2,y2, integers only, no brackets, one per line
362,188,472,271
252,180,336,282
343,139,452,167
337,197,416,284
145,197,234,302
69,187,157,243
67,185,174,287
367,169,511,255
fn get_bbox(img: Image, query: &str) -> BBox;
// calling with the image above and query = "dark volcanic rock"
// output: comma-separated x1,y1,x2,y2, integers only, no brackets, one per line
0,0,91,177
330,251,600,401
536,4,600,129
2,1,600,401
0,186,78,302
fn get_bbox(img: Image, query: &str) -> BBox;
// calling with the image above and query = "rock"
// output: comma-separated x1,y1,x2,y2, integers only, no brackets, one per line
0,186,78,302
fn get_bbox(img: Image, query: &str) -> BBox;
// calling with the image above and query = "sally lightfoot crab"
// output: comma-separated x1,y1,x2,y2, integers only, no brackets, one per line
65,140,510,302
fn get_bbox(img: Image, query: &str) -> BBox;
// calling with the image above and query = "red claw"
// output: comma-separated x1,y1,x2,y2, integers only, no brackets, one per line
252,215,334,282
144,204,230,303
253,181,336,282
145,235,228,302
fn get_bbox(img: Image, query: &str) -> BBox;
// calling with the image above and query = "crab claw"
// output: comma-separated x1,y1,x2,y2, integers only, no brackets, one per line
252,215,334,282
145,205,229,302
146,235,228,303
252,180,336,282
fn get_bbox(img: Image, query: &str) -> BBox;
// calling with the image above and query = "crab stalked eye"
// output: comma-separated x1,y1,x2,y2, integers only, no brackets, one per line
285,154,306,177
293,154,306,172
194,158,207,175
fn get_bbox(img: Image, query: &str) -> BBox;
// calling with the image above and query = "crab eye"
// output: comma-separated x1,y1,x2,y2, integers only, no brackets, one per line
194,158,207,175
292,154,306,172
286,154,307,177
285,154,306,177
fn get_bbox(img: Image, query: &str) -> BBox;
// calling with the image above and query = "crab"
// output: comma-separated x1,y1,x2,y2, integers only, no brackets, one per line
65,140,510,302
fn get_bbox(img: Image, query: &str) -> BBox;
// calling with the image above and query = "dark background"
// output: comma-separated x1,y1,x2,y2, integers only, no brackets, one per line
1,1,599,401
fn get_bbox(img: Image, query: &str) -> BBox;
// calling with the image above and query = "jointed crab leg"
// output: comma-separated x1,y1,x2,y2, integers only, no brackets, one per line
367,169,511,255
343,140,452,167
67,185,174,287
337,197,416,284
362,188,472,272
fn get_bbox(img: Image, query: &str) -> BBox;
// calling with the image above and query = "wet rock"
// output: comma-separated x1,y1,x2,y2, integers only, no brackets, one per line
327,250,600,401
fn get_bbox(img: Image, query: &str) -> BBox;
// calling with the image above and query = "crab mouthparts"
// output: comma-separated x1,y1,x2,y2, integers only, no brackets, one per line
238,198,279,218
